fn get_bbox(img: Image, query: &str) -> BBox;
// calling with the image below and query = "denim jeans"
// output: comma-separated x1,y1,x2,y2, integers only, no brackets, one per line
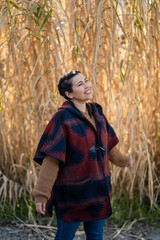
55,216,105,240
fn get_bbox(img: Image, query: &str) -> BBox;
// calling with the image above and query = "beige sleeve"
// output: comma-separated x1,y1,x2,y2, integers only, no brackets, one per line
33,156,59,203
109,146,130,167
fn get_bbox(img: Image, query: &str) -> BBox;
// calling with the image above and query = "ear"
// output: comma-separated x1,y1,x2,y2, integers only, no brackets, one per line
65,91,73,99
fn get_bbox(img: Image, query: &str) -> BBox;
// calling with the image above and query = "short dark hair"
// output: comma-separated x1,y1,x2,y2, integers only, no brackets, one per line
58,70,81,100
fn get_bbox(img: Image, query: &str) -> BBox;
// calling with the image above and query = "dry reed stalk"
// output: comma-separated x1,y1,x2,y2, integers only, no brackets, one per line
112,221,127,239
15,215,52,240
0,0,159,219
23,223,57,230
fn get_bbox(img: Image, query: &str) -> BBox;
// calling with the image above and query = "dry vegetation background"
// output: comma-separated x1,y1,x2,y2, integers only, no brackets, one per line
0,0,160,220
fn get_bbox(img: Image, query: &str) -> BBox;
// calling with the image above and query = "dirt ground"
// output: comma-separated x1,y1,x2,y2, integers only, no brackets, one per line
0,220,160,240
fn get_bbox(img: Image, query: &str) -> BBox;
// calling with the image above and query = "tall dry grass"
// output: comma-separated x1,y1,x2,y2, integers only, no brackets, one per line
0,0,160,219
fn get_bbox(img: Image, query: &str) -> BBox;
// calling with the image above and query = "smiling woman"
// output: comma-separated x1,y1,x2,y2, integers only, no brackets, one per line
64,73,93,111
32,70,131,240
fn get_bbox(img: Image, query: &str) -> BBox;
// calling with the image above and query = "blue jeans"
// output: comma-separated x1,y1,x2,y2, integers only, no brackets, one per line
55,217,105,240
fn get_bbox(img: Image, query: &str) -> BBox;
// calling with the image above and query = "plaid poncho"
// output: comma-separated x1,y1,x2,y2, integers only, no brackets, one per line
34,101,119,222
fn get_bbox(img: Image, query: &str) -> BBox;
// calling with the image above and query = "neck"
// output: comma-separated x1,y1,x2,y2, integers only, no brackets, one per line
71,99,87,113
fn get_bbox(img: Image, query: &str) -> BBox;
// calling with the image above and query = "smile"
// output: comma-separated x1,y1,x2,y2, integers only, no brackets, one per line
85,90,91,94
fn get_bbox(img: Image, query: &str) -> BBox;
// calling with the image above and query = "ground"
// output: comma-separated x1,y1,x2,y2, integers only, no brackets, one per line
0,220,160,240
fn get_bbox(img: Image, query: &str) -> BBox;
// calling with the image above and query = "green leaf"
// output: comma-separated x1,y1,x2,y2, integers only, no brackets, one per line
120,68,125,85
28,34,40,41
14,15,17,24
31,6,39,18
125,14,136,16
0,8,9,22
148,0,157,13
75,43,78,53
0,5,2,12
128,64,136,74
39,7,54,32
37,7,40,15
40,36,48,47
133,36,141,48
31,6,39,13
33,12,38,18
30,15,40,26
128,54,131,62
82,50,93,64
37,9,42,21
38,0,47,21
2,8,9,17
74,52,77,60
120,54,135,85
9,1,21,11
42,0,48,9
125,54,131,75
135,19,143,32
104,23,110,28
131,4,138,12
78,56,84,63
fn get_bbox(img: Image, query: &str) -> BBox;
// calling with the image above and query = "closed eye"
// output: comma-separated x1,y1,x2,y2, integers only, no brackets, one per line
76,78,88,86
77,83,83,86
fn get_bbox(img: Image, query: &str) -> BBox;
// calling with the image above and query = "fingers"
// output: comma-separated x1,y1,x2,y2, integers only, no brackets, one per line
126,161,132,168
127,148,133,168
35,202,46,215
42,202,46,214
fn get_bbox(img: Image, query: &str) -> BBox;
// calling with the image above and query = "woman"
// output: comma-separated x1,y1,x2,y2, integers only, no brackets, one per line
33,70,131,240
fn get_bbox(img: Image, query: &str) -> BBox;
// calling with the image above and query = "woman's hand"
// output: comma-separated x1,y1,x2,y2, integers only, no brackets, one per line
35,202,46,215
126,148,132,168
126,160,132,168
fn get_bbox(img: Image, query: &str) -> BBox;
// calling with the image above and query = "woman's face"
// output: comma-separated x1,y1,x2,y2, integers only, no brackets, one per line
66,73,93,102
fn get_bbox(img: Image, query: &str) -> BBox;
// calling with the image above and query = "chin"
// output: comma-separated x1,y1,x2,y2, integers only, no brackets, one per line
90,93,93,98
86,95,93,100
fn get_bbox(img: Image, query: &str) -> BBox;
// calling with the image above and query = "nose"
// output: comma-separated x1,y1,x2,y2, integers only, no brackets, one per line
84,81,90,88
